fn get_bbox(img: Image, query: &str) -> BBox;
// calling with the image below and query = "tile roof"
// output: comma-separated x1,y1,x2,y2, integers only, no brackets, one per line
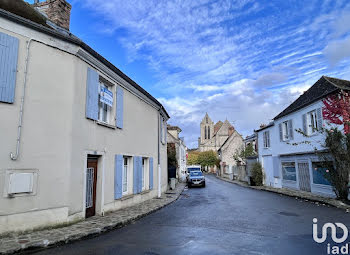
274,76,350,120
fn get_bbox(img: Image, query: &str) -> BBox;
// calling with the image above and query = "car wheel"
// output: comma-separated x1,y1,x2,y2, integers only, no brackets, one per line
202,182,206,188
188,183,191,188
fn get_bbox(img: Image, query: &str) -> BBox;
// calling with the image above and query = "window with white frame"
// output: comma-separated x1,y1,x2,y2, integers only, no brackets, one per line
307,110,318,135
263,131,270,148
98,81,113,124
123,157,128,194
282,121,289,141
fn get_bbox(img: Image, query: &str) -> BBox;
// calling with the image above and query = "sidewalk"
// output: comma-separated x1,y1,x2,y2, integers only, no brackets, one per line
216,175,350,211
0,183,186,255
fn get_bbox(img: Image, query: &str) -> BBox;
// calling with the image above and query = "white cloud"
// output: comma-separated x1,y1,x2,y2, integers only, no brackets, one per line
78,0,350,148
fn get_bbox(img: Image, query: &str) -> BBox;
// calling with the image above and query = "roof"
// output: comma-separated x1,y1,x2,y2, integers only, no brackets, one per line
0,0,48,27
167,125,182,132
0,0,170,118
213,121,223,135
255,122,274,132
274,76,350,120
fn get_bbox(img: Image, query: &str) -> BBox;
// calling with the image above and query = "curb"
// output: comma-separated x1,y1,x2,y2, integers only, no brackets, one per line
0,184,186,255
216,175,350,211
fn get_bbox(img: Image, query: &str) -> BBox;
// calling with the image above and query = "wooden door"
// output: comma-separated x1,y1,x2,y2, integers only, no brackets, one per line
86,158,98,218
298,162,311,192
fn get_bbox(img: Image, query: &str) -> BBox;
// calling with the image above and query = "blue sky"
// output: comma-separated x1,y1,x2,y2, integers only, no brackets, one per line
29,0,350,148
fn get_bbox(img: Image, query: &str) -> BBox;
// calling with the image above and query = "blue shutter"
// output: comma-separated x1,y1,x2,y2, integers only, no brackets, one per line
0,32,19,103
139,157,143,193
116,87,124,128
114,155,123,199
149,157,154,189
288,120,293,140
133,157,138,194
302,114,307,135
86,67,99,120
316,108,323,131
160,118,163,143
278,123,283,142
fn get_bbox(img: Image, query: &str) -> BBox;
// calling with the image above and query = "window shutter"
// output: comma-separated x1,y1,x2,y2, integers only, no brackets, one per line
279,123,283,142
133,157,138,194
0,32,19,103
86,68,99,120
302,114,307,135
116,87,124,128
288,120,293,140
138,157,143,193
114,155,123,199
160,118,163,144
149,157,154,189
316,108,323,131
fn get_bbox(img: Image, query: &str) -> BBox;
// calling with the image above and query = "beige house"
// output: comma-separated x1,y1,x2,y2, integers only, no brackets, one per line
167,125,187,182
0,0,169,235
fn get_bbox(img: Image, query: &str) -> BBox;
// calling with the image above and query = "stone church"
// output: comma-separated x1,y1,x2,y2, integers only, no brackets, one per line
198,113,236,152
198,113,244,175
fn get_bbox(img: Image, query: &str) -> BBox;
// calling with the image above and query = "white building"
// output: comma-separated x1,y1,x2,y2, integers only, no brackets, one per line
167,125,187,182
256,76,350,197
0,0,169,234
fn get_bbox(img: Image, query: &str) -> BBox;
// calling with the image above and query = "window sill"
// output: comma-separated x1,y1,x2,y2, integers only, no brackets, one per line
96,121,116,129
141,189,150,195
121,194,134,201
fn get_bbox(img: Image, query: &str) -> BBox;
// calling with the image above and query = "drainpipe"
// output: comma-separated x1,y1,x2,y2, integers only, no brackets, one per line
10,39,33,160
157,111,161,198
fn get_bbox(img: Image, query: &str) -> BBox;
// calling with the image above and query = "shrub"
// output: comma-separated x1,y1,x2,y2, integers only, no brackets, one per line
251,162,263,186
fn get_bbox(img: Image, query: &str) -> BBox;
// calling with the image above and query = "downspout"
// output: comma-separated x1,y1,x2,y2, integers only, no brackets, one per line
157,111,161,198
10,39,33,160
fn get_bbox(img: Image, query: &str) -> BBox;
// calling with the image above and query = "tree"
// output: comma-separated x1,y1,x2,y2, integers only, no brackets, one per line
322,90,350,134
187,151,200,165
319,128,350,200
233,143,256,163
197,150,219,167
167,143,177,168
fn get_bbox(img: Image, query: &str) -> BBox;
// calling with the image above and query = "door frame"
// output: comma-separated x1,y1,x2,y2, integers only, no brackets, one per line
83,150,105,218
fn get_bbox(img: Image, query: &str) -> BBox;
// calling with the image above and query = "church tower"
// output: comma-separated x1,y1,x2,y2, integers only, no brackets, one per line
200,113,214,144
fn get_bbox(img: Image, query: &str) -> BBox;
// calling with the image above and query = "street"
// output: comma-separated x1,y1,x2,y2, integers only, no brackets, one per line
32,175,350,255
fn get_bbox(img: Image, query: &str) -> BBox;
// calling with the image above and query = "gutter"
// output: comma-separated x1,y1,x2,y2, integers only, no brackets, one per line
10,38,34,160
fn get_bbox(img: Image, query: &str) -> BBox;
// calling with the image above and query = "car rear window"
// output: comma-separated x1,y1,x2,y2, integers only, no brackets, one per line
190,171,203,176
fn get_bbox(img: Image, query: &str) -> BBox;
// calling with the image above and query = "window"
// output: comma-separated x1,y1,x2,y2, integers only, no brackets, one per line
208,126,210,139
123,157,128,194
142,158,145,190
282,162,296,181
98,82,113,124
307,110,318,135
263,131,270,148
279,120,293,141
205,126,207,139
312,162,331,185
282,121,289,141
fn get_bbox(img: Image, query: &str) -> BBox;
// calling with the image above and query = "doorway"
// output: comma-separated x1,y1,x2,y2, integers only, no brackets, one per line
298,162,311,192
86,157,98,218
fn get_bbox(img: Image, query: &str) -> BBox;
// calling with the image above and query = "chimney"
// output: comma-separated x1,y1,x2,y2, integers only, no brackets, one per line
33,0,72,30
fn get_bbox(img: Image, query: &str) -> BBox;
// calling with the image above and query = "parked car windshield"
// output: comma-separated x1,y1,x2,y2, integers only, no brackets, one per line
190,171,203,176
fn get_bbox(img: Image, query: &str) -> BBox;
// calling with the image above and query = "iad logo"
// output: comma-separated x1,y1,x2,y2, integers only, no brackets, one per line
313,218,349,254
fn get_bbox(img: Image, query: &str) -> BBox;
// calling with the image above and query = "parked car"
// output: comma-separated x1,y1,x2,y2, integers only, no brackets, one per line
186,165,201,175
187,171,205,188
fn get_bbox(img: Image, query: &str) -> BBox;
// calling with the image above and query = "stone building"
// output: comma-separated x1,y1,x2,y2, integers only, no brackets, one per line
198,113,235,152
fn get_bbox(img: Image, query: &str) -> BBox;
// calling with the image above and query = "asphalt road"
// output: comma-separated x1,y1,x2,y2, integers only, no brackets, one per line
32,175,350,255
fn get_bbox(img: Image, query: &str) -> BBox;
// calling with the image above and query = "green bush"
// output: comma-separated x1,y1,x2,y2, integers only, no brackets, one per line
251,162,263,186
